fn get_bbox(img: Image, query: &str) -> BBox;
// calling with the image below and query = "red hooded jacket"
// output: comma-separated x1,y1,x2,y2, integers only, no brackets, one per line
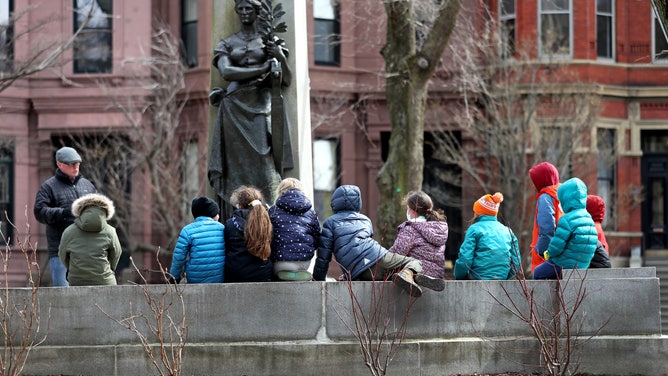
529,162,564,272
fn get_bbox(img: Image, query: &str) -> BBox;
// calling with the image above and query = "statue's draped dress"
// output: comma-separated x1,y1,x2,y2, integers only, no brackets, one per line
208,32,293,211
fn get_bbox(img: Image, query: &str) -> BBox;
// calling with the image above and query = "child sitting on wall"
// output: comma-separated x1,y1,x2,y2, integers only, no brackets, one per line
313,184,445,297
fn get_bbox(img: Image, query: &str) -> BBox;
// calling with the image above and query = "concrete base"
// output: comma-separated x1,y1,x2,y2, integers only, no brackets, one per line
611,256,630,268
9,268,667,376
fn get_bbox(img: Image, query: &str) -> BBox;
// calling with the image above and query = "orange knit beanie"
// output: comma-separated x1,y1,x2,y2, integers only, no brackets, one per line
473,192,504,216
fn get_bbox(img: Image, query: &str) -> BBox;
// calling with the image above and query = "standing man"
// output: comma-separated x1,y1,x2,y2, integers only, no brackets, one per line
34,147,97,286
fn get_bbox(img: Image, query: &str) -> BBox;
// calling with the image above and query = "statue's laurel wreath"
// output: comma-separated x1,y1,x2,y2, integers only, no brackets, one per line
257,0,287,46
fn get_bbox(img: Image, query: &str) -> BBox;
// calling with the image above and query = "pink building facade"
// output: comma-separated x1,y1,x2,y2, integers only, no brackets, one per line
2,0,668,284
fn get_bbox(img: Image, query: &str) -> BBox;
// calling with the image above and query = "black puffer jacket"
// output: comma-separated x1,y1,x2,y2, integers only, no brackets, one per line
268,188,320,262
34,169,97,257
589,241,611,269
224,208,273,282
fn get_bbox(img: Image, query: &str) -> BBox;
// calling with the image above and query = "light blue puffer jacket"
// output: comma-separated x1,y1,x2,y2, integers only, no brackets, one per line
170,217,225,283
546,178,597,269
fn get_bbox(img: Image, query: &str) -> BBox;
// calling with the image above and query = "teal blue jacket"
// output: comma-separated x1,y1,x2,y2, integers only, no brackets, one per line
546,178,598,269
454,215,520,280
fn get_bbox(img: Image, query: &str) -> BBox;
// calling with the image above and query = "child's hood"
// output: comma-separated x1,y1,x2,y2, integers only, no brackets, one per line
557,178,588,213
331,185,362,213
529,162,559,191
586,195,606,222
71,193,115,233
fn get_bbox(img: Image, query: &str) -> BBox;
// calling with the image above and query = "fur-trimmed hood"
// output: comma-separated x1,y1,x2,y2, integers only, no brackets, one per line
72,193,115,219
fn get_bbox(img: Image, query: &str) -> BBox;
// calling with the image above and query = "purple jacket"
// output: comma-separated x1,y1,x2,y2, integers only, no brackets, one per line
389,220,448,278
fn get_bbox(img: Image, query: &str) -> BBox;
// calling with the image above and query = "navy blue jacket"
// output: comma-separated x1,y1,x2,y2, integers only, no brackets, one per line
313,185,388,281
269,188,320,262
34,169,97,257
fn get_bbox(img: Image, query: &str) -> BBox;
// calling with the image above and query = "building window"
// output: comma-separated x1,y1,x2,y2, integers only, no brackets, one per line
181,0,198,68
0,141,14,244
597,128,616,229
653,6,668,61
0,0,13,73
73,0,112,74
596,0,614,60
313,0,340,66
184,141,199,203
499,0,516,58
538,0,572,58
313,138,338,220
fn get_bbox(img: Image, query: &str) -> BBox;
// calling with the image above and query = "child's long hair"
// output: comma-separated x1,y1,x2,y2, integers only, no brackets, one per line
230,186,272,260
404,190,447,222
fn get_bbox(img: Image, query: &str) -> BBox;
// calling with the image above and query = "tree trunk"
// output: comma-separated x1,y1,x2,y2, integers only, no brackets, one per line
375,0,461,247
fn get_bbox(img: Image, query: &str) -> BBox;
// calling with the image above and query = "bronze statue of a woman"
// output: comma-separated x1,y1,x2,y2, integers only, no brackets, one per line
208,0,293,215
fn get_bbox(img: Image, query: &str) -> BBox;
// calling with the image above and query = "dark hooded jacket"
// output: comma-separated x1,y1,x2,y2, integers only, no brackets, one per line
545,178,598,269
268,188,321,262
224,208,273,282
58,193,122,286
589,241,611,268
313,185,388,281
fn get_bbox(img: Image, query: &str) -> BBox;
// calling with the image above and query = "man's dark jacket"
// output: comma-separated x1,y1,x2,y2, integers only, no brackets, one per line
34,169,97,258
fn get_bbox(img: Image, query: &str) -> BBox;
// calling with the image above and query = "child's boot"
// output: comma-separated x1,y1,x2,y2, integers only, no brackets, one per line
414,273,445,292
393,269,423,298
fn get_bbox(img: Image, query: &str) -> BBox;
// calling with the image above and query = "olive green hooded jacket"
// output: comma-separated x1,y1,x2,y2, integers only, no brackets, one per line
59,193,122,286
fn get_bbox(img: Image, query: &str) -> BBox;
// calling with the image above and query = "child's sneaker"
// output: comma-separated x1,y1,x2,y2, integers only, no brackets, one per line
414,273,445,292
392,269,423,298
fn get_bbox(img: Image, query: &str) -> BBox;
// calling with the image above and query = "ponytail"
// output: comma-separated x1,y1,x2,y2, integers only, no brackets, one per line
231,185,273,260
425,208,447,222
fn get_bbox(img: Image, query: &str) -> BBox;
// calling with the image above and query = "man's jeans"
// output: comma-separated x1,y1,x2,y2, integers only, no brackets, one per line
49,256,69,287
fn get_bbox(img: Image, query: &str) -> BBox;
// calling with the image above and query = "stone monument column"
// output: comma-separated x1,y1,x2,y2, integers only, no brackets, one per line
208,0,313,207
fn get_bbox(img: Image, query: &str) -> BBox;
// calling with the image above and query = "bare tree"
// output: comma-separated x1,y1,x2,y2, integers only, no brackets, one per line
0,209,49,376
375,0,461,246
432,4,603,266
63,23,207,270
332,276,417,376
0,3,95,94
490,267,607,376
98,253,187,376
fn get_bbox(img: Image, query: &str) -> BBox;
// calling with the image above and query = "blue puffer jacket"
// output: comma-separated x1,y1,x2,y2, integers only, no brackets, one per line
169,217,225,283
269,188,321,262
454,215,520,280
546,178,598,269
313,185,388,281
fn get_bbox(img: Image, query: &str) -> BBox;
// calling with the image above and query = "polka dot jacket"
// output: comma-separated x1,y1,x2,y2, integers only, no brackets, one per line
268,188,321,262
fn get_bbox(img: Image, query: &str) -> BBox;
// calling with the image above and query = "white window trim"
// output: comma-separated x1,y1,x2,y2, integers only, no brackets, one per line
538,0,573,60
596,0,615,62
652,5,668,63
